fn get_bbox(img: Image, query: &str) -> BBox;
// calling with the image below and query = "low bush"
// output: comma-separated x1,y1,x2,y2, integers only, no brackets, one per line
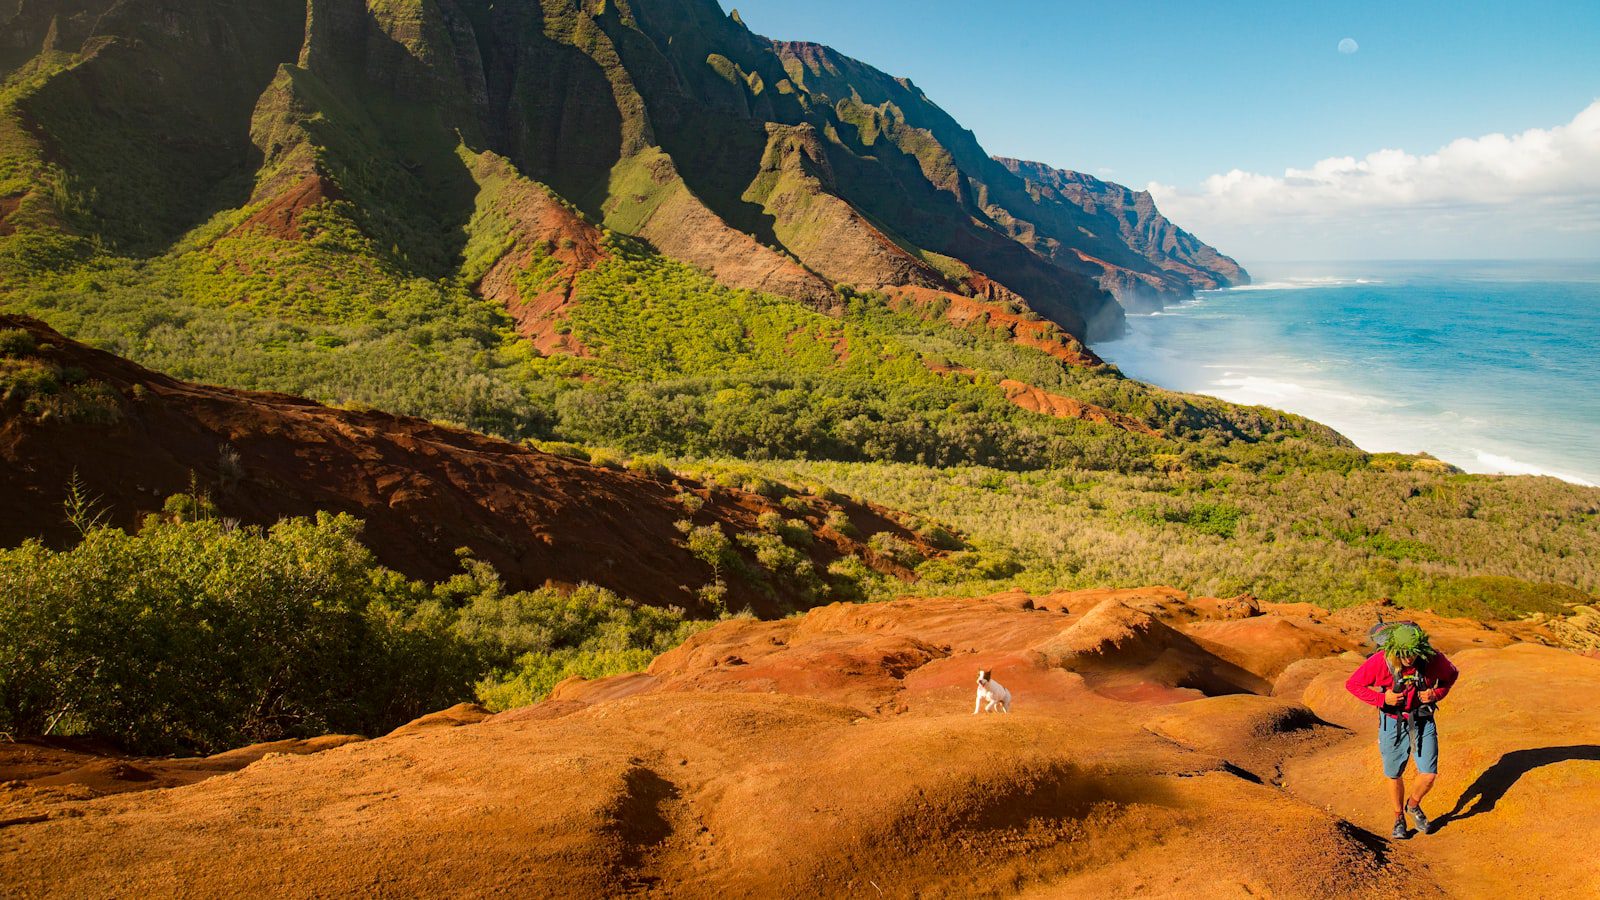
0,503,705,754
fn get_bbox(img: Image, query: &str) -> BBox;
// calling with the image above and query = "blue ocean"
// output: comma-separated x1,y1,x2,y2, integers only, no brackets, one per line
1092,261,1600,486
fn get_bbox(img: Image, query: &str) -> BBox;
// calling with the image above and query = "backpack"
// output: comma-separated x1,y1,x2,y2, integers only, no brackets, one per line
1368,615,1433,714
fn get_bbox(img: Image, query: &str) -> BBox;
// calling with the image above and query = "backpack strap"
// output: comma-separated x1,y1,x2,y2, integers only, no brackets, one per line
1382,654,1411,716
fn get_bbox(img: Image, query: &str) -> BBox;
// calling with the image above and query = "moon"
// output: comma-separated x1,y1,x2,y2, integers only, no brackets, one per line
1338,38,1359,54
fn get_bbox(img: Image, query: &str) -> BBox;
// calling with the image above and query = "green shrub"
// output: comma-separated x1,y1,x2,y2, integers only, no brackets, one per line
31,379,123,424
730,458,1600,608
530,440,591,462
1332,525,1441,562
758,510,813,546
1184,503,1244,538
1,361,61,401
0,328,37,357
1397,575,1588,621
0,506,709,753
685,523,735,572
1132,501,1243,538
915,549,1023,584
825,508,860,538
915,520,965,551
626,453,672,478
868,532,922,567
444,569,704,709
0,511,468,753
826,555,899,603
736,531,811,576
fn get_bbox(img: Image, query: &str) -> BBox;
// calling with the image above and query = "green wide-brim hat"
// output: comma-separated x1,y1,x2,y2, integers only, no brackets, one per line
1381,623,1437,659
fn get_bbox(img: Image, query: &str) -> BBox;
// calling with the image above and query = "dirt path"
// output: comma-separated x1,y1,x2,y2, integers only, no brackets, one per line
1281,645,1600,897
4,592,1595,897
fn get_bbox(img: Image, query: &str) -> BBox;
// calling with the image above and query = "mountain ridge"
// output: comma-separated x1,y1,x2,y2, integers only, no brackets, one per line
0,0,1246,347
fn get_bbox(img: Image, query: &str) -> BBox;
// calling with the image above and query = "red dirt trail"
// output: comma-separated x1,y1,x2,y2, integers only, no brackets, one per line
3,589,1593,897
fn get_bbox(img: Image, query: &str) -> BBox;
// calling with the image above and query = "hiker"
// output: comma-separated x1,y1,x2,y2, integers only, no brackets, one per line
1344,622,1459,839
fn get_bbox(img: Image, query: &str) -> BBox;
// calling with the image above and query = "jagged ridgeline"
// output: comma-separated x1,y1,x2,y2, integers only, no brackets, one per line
1,0,1290,470
0,0,1245,320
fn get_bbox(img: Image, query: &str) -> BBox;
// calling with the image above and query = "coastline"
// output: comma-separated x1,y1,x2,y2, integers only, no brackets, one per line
1092,264,1600,487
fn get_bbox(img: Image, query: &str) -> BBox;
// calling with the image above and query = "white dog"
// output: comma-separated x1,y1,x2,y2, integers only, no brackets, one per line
973,669,1012,714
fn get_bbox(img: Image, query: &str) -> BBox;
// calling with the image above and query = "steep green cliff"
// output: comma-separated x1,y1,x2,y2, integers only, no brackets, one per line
0,0,1245,345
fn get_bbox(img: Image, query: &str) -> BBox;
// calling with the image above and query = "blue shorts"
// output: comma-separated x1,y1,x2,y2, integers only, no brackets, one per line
1379,714,1438,778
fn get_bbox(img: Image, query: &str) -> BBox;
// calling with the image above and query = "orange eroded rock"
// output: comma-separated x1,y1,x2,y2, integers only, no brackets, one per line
3,590,1589,897
998,378,1160,435
886,285,1103,366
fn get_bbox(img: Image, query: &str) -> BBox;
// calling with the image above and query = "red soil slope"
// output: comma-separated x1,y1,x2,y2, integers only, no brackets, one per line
886,285,1103,367
231,173,339,240
998,379,1160,436
0,194,19,236
7,589,1591,897
0,315,927,614
464,150,608,355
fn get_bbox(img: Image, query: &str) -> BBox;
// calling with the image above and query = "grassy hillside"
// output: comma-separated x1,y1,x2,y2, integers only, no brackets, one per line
724,459,1600,617
0,205,1359,476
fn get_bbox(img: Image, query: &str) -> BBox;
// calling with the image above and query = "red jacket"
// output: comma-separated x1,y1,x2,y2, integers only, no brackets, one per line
1345,651,1459,718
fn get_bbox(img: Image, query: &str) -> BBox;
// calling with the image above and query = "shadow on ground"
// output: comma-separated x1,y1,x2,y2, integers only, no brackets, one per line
1435,744,1600,831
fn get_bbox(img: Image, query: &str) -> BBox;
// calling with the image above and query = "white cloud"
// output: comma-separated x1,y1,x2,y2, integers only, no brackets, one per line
1149,101,1600,259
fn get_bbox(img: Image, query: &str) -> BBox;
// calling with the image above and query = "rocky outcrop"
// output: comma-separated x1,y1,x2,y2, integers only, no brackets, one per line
998,379,1160,435
997,157,1250,310
885,285,1102,367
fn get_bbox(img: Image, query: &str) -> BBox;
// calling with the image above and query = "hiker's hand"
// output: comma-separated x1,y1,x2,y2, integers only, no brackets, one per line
1419,689,1439,703
1384,689,1402,706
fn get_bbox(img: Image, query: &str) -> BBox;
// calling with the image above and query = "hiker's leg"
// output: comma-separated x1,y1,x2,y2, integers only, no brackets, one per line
1408,719,1440,806
1408,773,1437,806
1379,715,1409,812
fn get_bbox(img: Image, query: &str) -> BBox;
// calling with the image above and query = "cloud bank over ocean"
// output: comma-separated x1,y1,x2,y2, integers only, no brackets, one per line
1150,100,1600,260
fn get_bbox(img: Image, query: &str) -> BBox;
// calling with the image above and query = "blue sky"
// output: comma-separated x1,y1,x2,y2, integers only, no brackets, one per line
719,1,1600,260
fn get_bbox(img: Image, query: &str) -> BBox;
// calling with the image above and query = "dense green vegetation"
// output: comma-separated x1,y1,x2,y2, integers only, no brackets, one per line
1,210,1369,477
717,459,1600,618
0,500,703,754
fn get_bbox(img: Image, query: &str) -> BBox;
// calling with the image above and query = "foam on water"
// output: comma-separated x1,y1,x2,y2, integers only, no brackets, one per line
1219,277,1384,292
1094,261,1600,486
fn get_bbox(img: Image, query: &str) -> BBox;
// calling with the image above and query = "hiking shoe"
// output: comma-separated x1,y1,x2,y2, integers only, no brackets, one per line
1391,816,1408,840
1407,804,1430,834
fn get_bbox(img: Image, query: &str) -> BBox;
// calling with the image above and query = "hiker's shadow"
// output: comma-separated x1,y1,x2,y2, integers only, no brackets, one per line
1434,744,1600,832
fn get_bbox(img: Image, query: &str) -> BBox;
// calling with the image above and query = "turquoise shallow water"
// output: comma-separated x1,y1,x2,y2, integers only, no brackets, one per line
1091,260,1600,486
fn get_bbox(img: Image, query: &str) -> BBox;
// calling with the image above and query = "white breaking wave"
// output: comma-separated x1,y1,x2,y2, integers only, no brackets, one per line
1206,277,1382,293
1095,317,1600,488
1472,451,1598,487
1210,372,1393,410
